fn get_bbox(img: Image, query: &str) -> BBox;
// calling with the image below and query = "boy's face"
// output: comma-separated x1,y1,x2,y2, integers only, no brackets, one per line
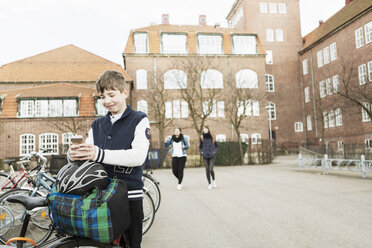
100,88,128,115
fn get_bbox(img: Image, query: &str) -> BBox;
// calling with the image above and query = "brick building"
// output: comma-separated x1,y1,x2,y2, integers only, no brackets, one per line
123,16,270,150
299,0,372,149
0,45,132,158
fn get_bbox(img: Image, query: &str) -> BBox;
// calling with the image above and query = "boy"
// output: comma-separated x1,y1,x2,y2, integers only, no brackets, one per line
69,70,150,248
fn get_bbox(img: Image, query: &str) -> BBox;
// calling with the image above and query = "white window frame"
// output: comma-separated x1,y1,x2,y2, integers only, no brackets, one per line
161,33,188,54
62,132,73,154
275,29,283,42
20,100,34,117
365,22,372,44
236,69,258,88
266,50,273,64
136,69,147,89
328,109,335,128
304,87,310,103
269,3,277,13
317,50,323,68
362,102,371,122
232,35,257,55
181,101,188,118
265,74,274,92
251,133,262,144
268,102,276,120
137,100,148,115
216,134,226,142
240,133,249,144
165,101,172,119
198,34,223,54
302,59,308,75
201,69,223,89
368,61,372,82
266,29,274,42
165,100,188,119
49,99,62,117
63,99,77,117
35,100,48,117
294,122,303,132
355,27,364,49
278,3,286,14
20,134,35,156
164,69,187,89
319,81,326,98
326,78,333,95
358,64,367,85
39,133,58,155
96,98,108,116
333,75,339,93
134,32,148,54
306,116,312,131
335,108,342,126
330,43,337,61
217,101,225,118
323,46,330,65
366,139,372,150
323,112,328,128
260,2,268,13
337,141,344,152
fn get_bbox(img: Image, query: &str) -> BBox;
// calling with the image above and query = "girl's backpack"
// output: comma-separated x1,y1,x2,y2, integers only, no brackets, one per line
48,178,130,244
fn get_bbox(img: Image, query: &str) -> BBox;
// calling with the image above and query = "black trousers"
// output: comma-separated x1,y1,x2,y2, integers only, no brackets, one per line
172,156,187,184
204,158,215,184
126,199,143,248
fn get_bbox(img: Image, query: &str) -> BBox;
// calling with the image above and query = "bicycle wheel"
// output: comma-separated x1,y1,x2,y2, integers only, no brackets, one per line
48,236,115,248
142,189,155,235
142,174,161,212
0,189,53,247
0,206,14,236
0,173,14,192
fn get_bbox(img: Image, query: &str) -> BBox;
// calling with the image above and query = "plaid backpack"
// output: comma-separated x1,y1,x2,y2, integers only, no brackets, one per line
48,178,130,244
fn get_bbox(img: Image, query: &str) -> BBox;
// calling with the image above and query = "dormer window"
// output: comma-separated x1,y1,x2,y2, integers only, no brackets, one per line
161,33,187,54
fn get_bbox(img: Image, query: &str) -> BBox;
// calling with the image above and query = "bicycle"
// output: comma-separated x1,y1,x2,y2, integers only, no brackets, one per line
142,170,161,213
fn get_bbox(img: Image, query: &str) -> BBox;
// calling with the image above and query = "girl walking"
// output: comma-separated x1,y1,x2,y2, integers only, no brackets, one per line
199,126,218,190
165,128,189,190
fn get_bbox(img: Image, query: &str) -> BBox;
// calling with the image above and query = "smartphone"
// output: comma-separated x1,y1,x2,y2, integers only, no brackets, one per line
71,135,84,145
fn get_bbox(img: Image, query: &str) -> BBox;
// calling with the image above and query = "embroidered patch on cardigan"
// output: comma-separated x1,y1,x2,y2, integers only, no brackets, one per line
145,128,151,140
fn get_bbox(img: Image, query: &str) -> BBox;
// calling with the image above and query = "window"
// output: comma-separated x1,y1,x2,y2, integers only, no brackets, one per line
355,27,364,49
275,29,283,42
365,22,372,44
251,133,261,144
232,35,257,54
362,102,371,122
358,64,367,85
368,61,372,82
134,32,148,54
266,29,274,42
366,139,372,150
19,99,77,118
337,141,344,152
323,112,328,128
328,109,335,128
20,134,35,156
136,69,147,89
333,75,339,93
307,116,312,131
319,81,326,98
267,102,276,120
294,122,303,132
198,34,222,54
330,43,337,61
278,3,286,14
164,69,187,89
96,98,108,116
39,133,58,155
326,78,333,95
216,134,226,142
161,33,187,54
323,47,330,65
269,3,277,13
317,50,323,67
201,69,223,89
240,134,249,143
203,100,224,118
165,100,188,119
302,59,308,75
260,2,268,13
236,69,258,88
335,108,342,126
266,50,273,64
304,87,310,103
62,133,73,154
265,74,274,92
137,100,148,115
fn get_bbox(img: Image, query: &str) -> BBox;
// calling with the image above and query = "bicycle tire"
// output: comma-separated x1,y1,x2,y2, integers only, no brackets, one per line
0,189,53,247
142,173,161,212
48,236,117,248
142,189,155,235
0,174,14,192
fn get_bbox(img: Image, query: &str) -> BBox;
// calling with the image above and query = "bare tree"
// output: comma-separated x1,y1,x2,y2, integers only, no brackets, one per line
48,117,86,134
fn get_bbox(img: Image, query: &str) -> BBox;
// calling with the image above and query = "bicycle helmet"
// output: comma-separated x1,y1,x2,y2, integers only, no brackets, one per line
56,160,109,195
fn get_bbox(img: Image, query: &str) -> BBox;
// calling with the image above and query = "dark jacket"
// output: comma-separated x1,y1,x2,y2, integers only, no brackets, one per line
199,135,218,159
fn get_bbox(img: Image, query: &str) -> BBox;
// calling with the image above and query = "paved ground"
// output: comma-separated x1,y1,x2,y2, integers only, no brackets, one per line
142,155,372,248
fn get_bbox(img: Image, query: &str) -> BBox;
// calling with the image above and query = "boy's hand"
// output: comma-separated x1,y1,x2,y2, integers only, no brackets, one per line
69,144,97,161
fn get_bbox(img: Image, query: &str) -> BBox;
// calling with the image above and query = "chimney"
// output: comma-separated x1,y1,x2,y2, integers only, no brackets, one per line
162,14,169,24
319,20,324,26
345,0,354,5
214,22,220,28
199,15,207,26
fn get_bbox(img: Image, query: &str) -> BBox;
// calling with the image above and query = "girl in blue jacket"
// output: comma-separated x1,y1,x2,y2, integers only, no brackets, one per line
165,128,189,190
199,126,218,190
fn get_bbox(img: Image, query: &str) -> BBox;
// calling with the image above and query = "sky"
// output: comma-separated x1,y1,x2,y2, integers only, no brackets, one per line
0,0,346,67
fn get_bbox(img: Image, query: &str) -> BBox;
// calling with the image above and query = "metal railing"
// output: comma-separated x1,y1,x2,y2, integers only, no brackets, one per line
298,153,372,178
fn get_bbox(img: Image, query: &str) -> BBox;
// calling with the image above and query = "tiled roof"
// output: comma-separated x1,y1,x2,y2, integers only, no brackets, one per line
0,83,97,118
124,24,266,55
0,44,132,82
301,0,372,52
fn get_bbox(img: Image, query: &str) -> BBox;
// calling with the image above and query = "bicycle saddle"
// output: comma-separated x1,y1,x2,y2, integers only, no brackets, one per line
6,195,48,210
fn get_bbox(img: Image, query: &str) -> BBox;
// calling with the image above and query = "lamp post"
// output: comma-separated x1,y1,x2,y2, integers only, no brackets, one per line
265,104,274,160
